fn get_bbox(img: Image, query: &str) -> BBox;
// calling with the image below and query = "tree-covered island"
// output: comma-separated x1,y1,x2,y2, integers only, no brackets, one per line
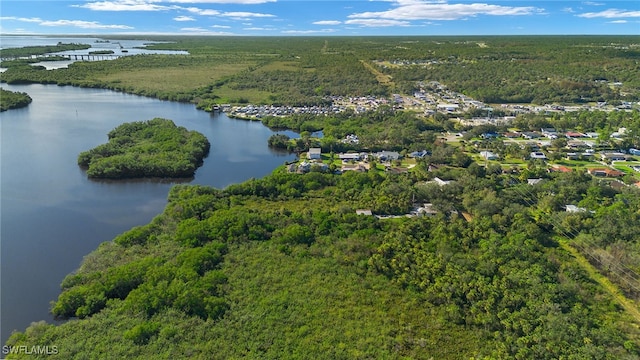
0,42,90,59
0,88,32,111
78,118,210,179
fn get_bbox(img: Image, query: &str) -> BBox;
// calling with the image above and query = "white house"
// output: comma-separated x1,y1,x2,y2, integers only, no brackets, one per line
338,152,363,162
530,152,547,160
601,152,627,161
434,177,453,186
566,205,587,213
527,178,544,185
480,151,498,160
375,151,401,161
308,148,321,160
416,203,439,217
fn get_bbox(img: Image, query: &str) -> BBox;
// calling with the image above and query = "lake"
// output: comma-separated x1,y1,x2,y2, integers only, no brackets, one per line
0,83,297,344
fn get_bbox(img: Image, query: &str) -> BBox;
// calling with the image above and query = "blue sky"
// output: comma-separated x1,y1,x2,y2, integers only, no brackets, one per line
1,0,638,36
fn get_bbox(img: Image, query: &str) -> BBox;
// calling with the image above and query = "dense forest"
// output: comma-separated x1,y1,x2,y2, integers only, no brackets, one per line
3,36,640,358
77,118,210,179
0,88,32,111
6,165,640,358
1,36,638,106
376,37,640,104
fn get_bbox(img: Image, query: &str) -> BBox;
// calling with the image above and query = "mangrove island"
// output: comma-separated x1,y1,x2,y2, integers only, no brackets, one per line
78,118,210,179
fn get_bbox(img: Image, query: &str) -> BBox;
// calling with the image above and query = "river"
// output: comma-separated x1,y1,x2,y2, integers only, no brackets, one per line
0,35,189,70
0,83,297,344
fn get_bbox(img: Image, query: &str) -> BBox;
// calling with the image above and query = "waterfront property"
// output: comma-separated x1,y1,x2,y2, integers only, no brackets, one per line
308,148,322,160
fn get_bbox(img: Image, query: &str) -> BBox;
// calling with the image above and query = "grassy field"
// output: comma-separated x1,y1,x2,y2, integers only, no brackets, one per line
98,62,252,93
551,159,606,169
214,87,275,104
613,161,640,175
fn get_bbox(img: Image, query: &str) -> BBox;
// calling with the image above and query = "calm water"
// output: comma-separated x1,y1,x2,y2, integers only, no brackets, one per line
0,84,296,343
1,35,188,70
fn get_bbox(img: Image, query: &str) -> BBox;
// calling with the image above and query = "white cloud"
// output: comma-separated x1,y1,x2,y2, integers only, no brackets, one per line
582,1,605,6
313,20,342,25
563,7,575,13
608,20,628,24
0,16,43,23
211,24,231,28
180,26,209,31
184,7,221,16
73,1,172,11
169,0,275,3
182,8,274,19
174,15,196,21
179,26,234,34
221,11,275,18
1,16,132,29
281,29,337,34
577,9,640,18
76,0,275,12
243,27,275,31
345,19,411,27
349,1,543,21
40,19,134,29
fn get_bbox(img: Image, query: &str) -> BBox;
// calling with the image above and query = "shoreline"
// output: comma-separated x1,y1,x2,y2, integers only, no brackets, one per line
0,82,298,346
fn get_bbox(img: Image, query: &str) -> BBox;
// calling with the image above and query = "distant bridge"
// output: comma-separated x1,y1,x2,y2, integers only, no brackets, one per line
0,53,125,62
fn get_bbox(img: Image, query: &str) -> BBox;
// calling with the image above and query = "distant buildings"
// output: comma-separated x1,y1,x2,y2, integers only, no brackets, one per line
341,134,360,144
565,131,585,139
375,151,401,161
480,151,498,160
587,168,625,177
339,153,365,162
530,152,547,160
409,150,430,158
521,132,541,140
600,152,627,161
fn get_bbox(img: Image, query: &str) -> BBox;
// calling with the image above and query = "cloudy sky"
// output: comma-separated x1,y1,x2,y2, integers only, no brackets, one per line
1,0,638,35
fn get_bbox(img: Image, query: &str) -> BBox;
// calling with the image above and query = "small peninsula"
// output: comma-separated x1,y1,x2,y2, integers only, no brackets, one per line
78,118,210,179
0,88,32,111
